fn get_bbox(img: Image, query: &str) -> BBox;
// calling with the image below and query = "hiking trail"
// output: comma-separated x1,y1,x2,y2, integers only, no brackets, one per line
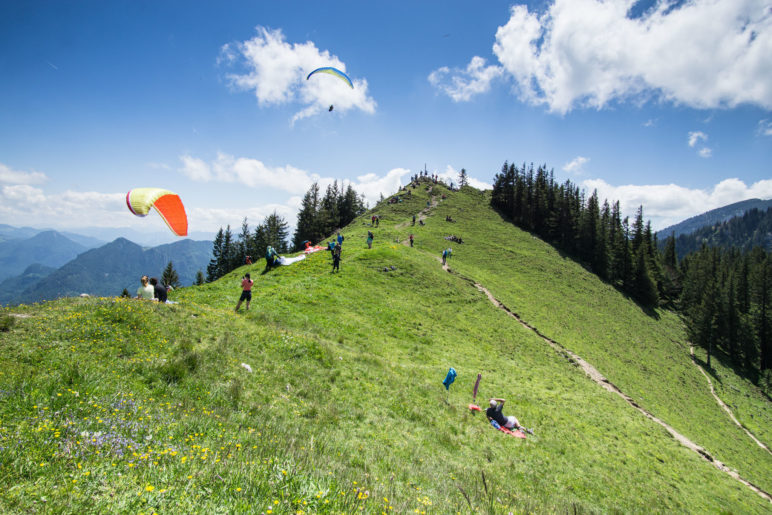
689,346,771,455
396,188,439,229
436,256,771,503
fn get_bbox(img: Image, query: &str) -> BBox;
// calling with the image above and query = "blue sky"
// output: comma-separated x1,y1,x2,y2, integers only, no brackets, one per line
1,0,770,242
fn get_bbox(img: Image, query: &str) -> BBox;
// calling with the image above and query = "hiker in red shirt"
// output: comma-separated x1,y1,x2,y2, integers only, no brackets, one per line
235,273,253,312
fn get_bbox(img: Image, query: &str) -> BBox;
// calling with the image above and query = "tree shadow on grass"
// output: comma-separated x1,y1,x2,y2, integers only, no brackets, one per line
703,347,772,402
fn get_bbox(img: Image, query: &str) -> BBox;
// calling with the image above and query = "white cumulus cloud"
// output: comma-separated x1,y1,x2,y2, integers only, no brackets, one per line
0,186,126,228
428,56,504,102
437,165,492,190
351,168,412,206
220,27,376,123
434,0,772,113
687,131,712,157
688,131,708,147
758,119,772,136
582,177,772,231
697,147,713,158
179,153,318,195
0,163,48,185
563,156,589,175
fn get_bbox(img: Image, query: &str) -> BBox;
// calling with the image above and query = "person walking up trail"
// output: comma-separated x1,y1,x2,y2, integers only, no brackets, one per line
235,273,253,312
367,230,374,249
409,234,414,247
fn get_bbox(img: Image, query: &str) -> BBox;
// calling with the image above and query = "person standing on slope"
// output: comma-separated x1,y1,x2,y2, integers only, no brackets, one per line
331,243,342,273
367,230,374,249
235,273,253,312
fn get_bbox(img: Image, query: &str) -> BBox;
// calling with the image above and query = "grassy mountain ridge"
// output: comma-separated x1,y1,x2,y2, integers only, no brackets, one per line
1,184,770,513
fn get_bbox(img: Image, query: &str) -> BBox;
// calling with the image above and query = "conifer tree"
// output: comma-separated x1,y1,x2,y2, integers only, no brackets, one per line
263,211,290,253
458,168,469,187
293,182,322,249
252,224,267,261
659,233,682,304
195,270,205,286
338,184,365,227
207,228,225,282
162,261,181,289
222,225,237,273
320,181,341,236
631,206,645,255
750,250,771,371
632,247,659,308
236,217,250,266
619,217,634,292
577,189,600,268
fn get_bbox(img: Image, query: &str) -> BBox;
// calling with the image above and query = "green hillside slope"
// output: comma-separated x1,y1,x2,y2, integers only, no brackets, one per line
417,185,772,495
1,184,770,513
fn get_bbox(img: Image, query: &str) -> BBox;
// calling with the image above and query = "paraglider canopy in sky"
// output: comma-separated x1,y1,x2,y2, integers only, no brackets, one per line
126,187,188,237
306,67,354,89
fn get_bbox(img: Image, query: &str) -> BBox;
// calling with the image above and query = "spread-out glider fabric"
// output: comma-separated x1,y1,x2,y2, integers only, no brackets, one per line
126,188,188,237
490,420,527,439
279,255,306,266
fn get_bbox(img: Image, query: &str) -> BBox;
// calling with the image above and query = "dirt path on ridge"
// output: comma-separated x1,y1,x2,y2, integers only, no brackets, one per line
396,187,439,230
690,346,771,455
436,256,771,503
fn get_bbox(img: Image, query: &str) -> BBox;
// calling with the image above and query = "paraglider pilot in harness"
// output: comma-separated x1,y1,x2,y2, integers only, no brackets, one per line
265,246,280,268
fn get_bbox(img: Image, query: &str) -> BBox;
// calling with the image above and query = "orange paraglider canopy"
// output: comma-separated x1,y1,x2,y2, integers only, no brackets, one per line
126,187,188,237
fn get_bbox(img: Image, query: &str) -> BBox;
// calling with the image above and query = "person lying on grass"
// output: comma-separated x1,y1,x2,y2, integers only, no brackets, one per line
486,398,532,433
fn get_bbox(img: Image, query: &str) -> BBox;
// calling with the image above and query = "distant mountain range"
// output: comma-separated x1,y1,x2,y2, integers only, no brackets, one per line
656,198,772,238
661,206,772,260
0,223,214,248
0,230,90,282
0,226,213,306
0,263,57,306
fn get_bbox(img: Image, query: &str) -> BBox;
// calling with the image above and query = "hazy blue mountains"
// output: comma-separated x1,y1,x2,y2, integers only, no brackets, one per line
7,237,212,305
662,206,772,260
0,263,57,305
0,230,89,281
657,198,772,238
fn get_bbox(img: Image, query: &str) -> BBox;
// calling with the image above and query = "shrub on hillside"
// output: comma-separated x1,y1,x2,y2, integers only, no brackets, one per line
0,314,14,332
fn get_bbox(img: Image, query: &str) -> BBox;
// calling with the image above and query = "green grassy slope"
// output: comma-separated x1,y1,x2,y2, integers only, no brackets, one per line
0,184,769,513
410,184,772,494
